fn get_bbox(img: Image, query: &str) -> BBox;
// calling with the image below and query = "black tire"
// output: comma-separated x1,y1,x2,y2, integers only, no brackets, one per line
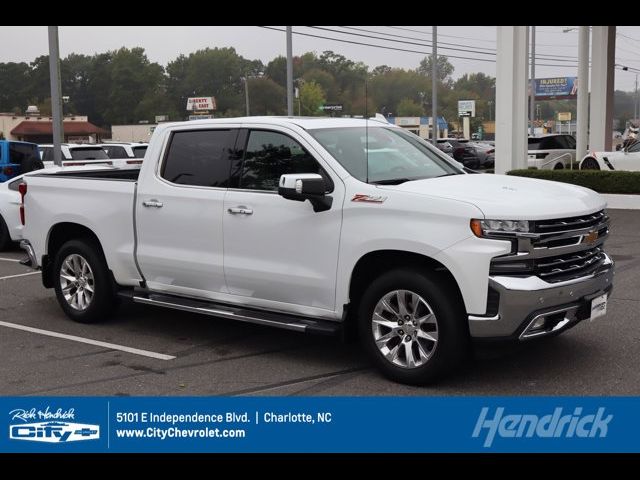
553,162,564,170
581,157,600,170
357,268,468,385
0,215,12,251
20,156,44,174
53,239,117,323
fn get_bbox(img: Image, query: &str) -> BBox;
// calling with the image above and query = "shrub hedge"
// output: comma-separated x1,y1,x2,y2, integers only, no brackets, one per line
506,169,640,194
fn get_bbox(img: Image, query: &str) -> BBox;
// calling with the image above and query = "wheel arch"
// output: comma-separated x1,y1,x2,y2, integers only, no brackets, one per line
346,250,466,333
43,222,108,288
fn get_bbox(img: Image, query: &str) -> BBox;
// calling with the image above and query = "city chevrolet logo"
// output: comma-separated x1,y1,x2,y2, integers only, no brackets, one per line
583,230,599,245
9,421,100,443
9,407,99,443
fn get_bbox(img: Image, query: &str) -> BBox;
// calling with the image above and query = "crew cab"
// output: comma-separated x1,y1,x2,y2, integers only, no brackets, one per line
20,117,614,384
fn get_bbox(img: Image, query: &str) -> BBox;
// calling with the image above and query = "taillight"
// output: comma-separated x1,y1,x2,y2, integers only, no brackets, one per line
18,183,27,225
3,166,14,176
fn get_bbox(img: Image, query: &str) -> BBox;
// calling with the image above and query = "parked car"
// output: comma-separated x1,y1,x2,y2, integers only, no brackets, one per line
469,142,495,169
39,143,113,167
0,175,24,250
21,117,614,385
0,140,43,182
0,165,123,251
527,134,576,170
580,139,640,171
99,142,148,162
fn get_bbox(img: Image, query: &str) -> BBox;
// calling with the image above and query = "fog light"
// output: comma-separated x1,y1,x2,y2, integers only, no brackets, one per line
530,317,546,331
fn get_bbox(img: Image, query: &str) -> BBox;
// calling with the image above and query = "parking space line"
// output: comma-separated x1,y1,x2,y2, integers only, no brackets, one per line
0,257,21,263
0,320,176,361
0,271,39,280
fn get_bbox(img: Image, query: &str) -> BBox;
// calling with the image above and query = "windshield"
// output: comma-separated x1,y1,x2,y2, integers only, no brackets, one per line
70,147,109,160
308,127,461,184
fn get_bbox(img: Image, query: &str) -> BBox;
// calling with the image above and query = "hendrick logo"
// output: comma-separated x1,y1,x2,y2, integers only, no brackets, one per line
472,407,612,448
9,407,99,443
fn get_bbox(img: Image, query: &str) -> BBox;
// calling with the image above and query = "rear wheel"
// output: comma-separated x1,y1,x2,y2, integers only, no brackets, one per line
581,157,600,170
0,215,12,251
357,268,468,385
53,239,117,323
553,162,564,170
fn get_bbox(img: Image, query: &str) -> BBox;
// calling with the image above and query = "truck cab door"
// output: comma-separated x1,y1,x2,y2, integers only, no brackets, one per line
222,127,344,318
135,127,240,298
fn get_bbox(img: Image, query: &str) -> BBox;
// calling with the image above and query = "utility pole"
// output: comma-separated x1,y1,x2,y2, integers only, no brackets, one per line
243,77,250,116
286,26,294,116
432,26,438,142
529,26,536,136
635,74,638,123
576,26,590,161
48,26,63,166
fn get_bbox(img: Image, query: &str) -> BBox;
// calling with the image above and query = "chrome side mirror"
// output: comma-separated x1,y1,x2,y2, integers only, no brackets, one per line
278,173,332,212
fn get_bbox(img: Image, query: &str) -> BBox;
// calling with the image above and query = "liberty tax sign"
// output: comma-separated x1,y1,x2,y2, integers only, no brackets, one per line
186,97,217,111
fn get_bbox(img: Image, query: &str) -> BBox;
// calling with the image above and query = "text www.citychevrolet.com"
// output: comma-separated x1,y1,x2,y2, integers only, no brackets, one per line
116,427,246,440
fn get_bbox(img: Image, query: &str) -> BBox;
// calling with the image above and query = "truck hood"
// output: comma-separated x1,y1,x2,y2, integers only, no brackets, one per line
378,173,606,220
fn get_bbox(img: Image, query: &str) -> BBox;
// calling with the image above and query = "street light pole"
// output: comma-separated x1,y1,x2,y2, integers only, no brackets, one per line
635,73,638,123
529,26,536,136
431,26,438,142
243,77,250,116
48,26,63,166
286,26,294,116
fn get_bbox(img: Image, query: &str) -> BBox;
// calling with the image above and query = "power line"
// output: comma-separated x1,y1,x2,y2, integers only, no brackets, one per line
307,26,580,64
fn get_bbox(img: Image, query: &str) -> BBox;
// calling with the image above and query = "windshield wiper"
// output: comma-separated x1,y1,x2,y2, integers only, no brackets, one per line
433,173,459,178
370,178,412,185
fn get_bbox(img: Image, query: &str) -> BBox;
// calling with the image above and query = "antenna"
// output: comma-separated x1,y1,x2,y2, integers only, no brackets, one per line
365,76,369,184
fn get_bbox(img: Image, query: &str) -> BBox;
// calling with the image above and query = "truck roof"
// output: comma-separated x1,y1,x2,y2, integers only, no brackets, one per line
161,116,393,131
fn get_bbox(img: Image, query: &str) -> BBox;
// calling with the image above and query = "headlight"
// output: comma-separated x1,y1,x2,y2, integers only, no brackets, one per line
470,219,530,237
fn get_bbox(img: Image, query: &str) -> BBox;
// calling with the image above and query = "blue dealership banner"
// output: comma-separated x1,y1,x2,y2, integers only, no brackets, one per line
534,77,578,99
0,397,638,453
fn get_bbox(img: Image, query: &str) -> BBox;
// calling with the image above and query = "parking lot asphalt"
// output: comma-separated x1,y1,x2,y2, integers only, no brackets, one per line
0,209,638,396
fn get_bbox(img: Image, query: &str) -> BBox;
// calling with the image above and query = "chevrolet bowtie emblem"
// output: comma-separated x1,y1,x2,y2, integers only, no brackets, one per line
584,230,599,245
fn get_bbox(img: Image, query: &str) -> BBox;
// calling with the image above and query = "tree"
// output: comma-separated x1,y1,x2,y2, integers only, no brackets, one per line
417,55,455,86
369,69,430,116
246,77,286,115
396,98,424,116
0,62,30,112
299,81,325,116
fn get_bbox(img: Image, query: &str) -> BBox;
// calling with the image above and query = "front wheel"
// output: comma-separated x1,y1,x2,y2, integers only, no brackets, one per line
53,239,117,323
357,269,468,385
581,157,600,170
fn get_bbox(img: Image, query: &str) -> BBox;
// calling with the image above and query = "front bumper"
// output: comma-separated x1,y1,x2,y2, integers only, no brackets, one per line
468,253,614,340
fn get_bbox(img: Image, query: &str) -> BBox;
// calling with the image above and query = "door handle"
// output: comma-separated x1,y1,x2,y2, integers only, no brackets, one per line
227,206,253,215
143,200,163,208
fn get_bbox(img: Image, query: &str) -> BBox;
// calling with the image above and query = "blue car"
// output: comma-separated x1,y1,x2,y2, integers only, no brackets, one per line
0,140,43,182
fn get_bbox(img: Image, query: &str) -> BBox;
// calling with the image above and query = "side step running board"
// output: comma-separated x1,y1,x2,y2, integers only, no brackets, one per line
122,290,341,336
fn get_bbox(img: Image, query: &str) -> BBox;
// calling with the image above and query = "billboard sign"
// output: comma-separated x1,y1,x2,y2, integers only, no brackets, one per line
186,97,217,111
458,100,476,117
535,77,577,99
557,112,572,122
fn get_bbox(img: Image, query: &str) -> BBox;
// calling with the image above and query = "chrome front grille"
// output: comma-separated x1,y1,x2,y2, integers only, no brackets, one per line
535,246,606,283
533,210,606,233
490,209,611,284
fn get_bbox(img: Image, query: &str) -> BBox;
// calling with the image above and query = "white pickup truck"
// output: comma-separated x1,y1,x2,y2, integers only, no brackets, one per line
20,117,614,384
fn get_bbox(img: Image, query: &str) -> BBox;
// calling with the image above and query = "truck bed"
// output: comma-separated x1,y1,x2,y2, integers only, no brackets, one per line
23,171,142,287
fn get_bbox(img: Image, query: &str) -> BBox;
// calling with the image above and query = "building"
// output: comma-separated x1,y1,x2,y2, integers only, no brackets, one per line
0,110,107,144
386,116,449,139
111,124,157,142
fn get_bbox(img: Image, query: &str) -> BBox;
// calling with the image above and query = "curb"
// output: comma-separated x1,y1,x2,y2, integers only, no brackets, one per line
602,193,640,210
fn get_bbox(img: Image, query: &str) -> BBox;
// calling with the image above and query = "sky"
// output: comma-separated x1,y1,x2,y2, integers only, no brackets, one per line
1,26,640,92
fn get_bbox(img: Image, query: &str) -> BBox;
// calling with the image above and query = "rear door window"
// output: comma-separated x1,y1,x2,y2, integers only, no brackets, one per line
104,146,128,158
9,142,40,166
161,129,238,187
132,146,147,158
